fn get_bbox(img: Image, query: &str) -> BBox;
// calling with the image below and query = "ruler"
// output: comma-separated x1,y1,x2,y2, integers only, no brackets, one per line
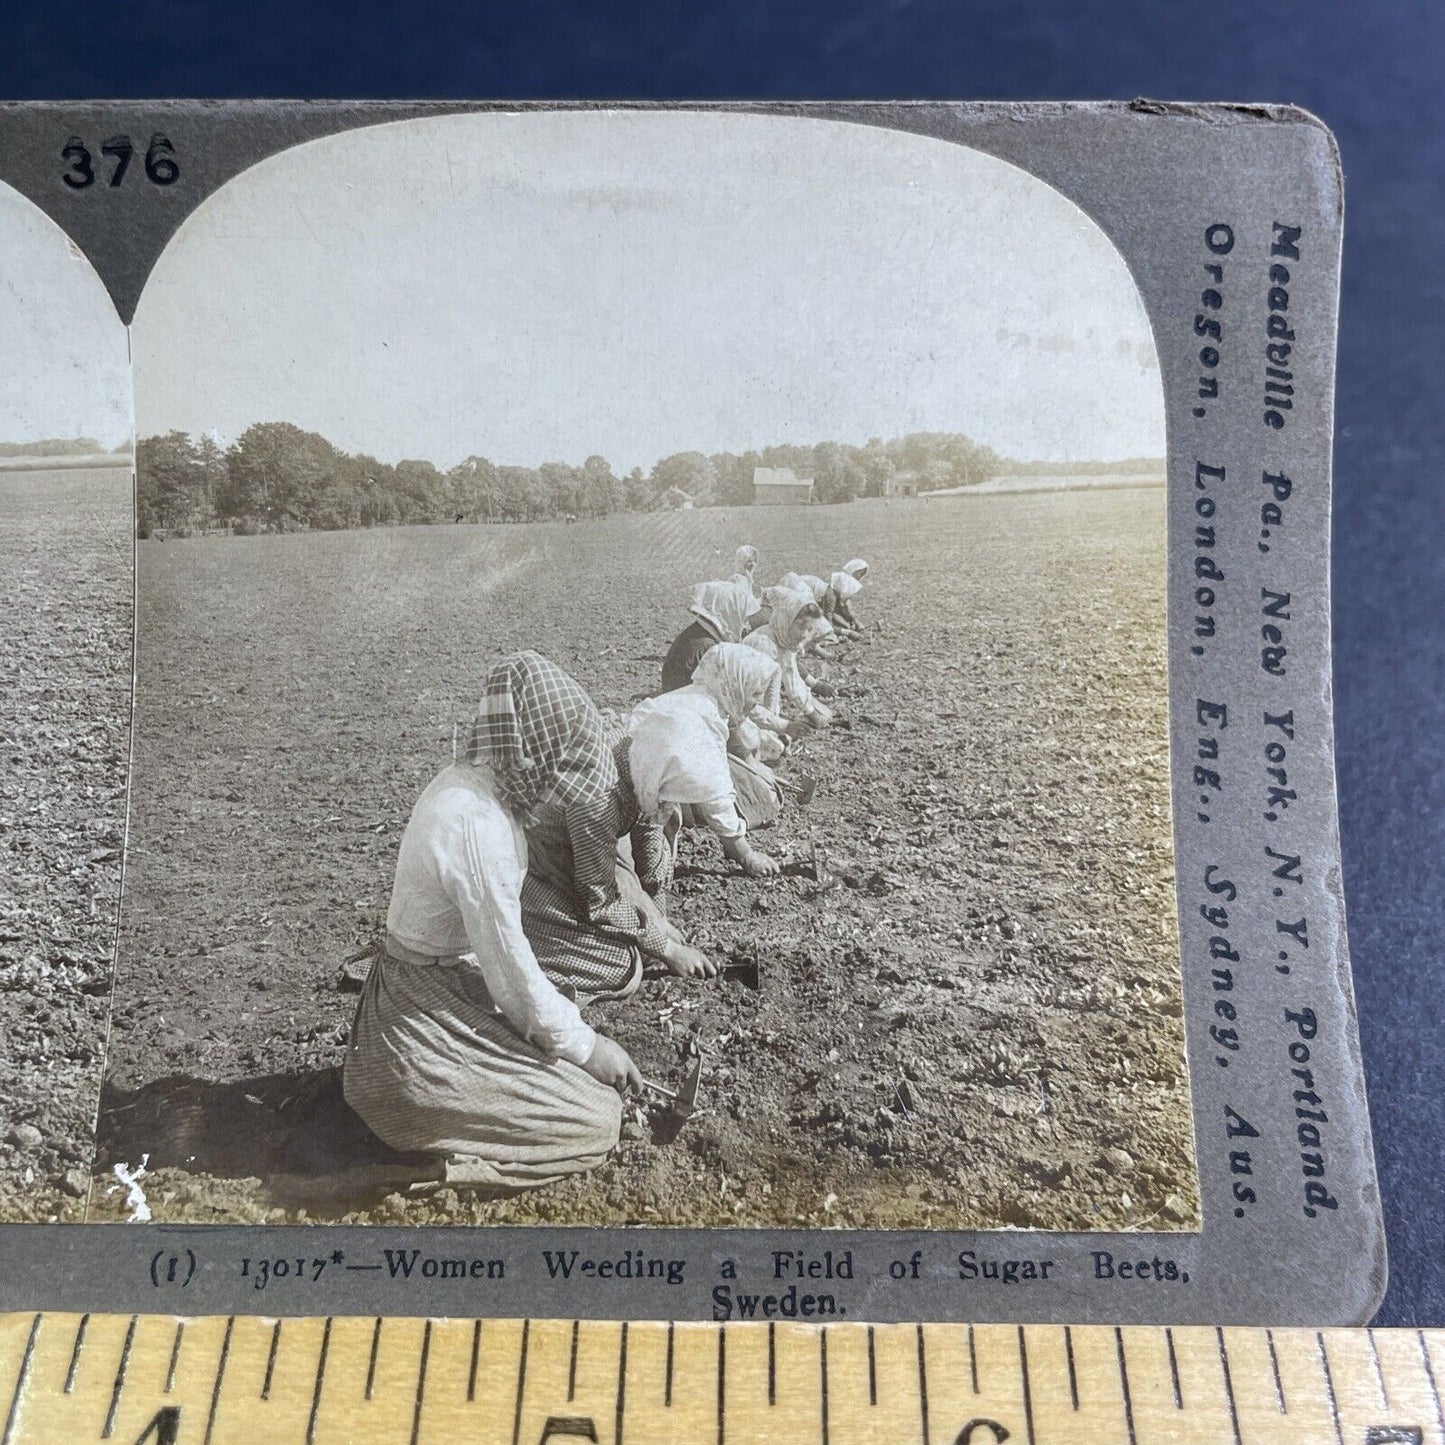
0,1314,1440,1444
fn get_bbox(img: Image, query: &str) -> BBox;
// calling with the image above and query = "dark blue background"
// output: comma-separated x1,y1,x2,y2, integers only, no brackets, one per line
2,1,1439,1325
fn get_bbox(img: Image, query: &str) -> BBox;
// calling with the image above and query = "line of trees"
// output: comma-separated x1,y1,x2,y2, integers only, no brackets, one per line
996,455,1164,477
135,422,1009,537
0,437,130,458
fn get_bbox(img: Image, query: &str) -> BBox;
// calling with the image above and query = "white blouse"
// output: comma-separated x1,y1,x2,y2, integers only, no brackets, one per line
626,689,747,840
385,763,595,1065
744,628,815,715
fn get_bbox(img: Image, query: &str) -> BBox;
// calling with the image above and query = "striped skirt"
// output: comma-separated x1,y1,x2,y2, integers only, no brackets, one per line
520,835,651,1002
342,950,621,1187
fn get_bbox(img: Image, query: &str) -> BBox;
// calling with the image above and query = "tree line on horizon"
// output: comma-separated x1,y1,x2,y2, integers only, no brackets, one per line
0,438,131,458
994,456,1165,477
133,421,1154,538
135,423,1006,536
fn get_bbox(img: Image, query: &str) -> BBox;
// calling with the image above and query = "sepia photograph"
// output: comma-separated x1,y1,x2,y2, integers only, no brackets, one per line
87,109,1196,1229
0,182,133,1220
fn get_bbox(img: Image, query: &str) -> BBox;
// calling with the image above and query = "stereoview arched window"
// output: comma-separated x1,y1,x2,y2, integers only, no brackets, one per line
96,110,1193,1230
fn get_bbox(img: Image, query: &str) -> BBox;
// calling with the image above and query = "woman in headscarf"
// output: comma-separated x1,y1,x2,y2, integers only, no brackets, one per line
520,709,718,991
343,651,642,1193
769,571,839,666
658,576,791,772
660,578,759,693
828,559,870,635
731,544,761,600
628,643,783,877
824,568,865,639
746,586,834,726
772,571,829,607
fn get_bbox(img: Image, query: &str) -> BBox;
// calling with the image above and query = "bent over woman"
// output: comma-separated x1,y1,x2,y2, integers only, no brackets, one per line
731,544,761,601
343,651,642,1192
628,644,783,876
660,578,758,693
825,570,864,637
521,718,718,986
746,587,834,727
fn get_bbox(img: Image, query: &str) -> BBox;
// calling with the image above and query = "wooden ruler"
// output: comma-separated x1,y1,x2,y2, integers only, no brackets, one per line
0,1313,1440,1444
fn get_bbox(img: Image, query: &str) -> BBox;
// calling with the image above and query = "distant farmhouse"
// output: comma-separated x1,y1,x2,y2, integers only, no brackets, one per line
658,485,697,511
881,470,922,498
752,466,815,505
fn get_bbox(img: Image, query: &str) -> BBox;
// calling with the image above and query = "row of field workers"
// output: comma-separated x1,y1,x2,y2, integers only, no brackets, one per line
341,547,873,1187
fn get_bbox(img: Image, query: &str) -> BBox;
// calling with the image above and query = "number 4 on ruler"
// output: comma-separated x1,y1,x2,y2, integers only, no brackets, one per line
128,1406,179,1445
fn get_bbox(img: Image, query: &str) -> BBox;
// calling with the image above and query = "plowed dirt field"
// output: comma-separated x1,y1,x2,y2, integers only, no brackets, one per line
92,487,1197,1231
0,467,130,1221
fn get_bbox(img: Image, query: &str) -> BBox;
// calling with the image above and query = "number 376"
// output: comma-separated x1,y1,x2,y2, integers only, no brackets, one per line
62,133,179,189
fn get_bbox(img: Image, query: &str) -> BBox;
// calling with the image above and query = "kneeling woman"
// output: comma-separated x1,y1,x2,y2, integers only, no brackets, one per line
628,644,783,877
731,544,761,602
520,713,718,989
825,565,866,639
344,651,643,1192
747,587,834,727
660,578,758,693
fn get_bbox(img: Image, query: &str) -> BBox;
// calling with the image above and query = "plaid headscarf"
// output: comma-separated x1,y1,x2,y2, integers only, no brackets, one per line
467,651,617,820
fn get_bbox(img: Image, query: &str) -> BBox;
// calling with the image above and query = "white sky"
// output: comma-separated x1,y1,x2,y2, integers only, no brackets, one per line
133,111,1163,471
0,188,131,450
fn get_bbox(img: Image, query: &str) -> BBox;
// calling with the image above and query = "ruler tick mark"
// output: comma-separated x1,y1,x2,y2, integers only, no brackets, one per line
967,1324,978,1395
767,1322,775,1406
867,1325,877,1406
615,1322,628,1445
366,1318,382,1401
1367,1326,1388,1407
1064,1325,1079,1411
917,1325,930,1445
1215,1327,1242,1445
1016,1327,1036,1445
410,1320,431,1445
716,1325,726,1445
165,1322,184,1395
511,1319,529,1445
664,1322,674,1408
64,1313,89,1396
1316,1332,1344,1445
1165,1326,1182,1409
467,1320,481,1403
1265,1327,1286,1412
1418,1330,1445,1438
306,1317,332,1445
1113,1328,1136,1445
567,1320,579,1402
203,1317,234,1445
261,1321,281,1402
1,1314,40,1445
102,1315,137,1440
820,1328,830,1445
